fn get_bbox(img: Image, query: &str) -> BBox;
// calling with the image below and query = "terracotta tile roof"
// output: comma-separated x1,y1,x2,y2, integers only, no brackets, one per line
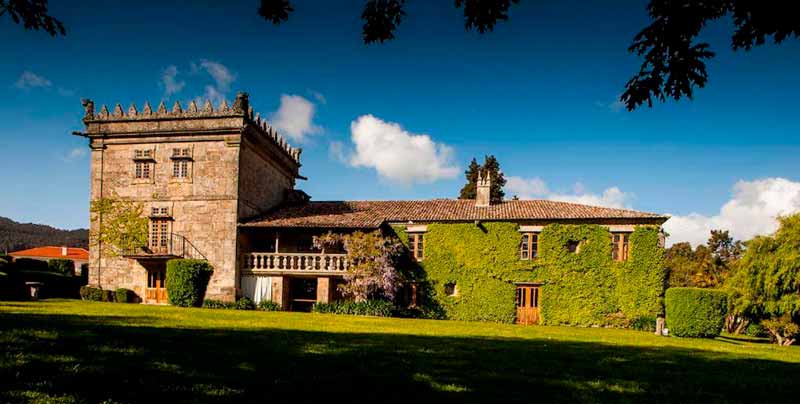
9,246,89,261
241,199,668,229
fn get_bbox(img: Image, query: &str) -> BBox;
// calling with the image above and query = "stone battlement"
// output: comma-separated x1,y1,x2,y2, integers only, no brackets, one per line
80,92,301,164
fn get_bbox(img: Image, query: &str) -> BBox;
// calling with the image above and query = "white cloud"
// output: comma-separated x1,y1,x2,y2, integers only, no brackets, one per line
15,71,52,89
161,65,185,97
346,115,459,184
61,147,87,162
328,140,348,163
308,89,327,105
270,94,322,143
506,176,634,209
663,178,800,247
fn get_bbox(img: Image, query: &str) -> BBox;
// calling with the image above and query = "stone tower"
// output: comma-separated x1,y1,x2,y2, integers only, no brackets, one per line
75,92,302,302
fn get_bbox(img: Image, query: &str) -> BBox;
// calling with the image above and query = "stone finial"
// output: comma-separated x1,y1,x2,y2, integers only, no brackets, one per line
172,100,183,114
99,105,109,118
203,99,213,113
232,92,249,114
128,103,138,117
476,170,491,207
142,101,153,115
157,101,167,114
112,103,124,118
188,100,198,113
219,99,229,112
254,112,261,124
81,99,94,120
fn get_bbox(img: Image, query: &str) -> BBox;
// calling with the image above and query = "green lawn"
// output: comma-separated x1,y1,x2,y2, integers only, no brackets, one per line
2,300,798,403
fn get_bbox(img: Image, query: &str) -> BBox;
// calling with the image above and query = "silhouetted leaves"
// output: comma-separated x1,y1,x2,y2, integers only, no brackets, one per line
0,0,64,36
458,155,506,202
361,0,406,44
455,0,520,33
258,0,293,25
622,1,800,111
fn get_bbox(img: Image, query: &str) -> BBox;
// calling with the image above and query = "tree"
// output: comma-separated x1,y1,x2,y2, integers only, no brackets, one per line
665,229,743,289
89,197,149,258
314,231,403,302
458,155,506,202
726,214,800,345
622,1,800,111
0,0,64,36
708,229,744,264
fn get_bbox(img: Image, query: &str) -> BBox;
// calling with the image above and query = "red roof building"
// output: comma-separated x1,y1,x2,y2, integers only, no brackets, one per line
9,246,89,265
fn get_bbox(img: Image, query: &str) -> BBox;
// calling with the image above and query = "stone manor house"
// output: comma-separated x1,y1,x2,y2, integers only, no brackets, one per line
76,92,668,324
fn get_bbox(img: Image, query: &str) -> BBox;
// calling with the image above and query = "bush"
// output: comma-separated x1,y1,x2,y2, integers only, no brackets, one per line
48,259,75,276
115,288,134,303
258,300,281,311
101,289,116,302
203,299,236,309
234,297,256,310
312,299,394,317
166,259,213,307
745,322,769,338
665,287,727,338
13,258,48,272
80,286,104,301
630,315,657,332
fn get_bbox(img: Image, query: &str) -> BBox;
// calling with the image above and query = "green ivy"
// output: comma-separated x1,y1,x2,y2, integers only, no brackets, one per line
391,222,665,326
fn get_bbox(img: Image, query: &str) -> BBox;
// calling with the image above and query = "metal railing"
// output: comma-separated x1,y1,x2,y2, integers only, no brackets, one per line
122,233,206,260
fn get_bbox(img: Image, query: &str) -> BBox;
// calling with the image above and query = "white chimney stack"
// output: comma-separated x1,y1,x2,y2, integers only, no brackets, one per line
61,246,68,256
476,169,491,207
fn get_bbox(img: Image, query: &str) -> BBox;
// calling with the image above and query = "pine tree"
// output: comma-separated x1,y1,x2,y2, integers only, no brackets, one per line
458,155,506,202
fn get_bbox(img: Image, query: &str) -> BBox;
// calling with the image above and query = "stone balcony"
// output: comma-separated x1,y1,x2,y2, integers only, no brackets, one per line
240,252,349,275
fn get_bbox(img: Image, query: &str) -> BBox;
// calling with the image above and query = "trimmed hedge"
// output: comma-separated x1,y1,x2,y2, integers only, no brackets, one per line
48,259,75,276
12,258,48,272
166,259,213,307
80,286,105,301
312,300,394,317
115,288,134,303
665,287,727,338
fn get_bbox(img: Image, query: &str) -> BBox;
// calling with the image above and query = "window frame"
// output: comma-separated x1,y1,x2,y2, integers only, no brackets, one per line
409,232,425,261
611,232,630,261
520,232,539,260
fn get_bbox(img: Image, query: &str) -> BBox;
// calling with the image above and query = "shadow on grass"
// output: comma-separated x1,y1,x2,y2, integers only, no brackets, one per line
1,312,797,403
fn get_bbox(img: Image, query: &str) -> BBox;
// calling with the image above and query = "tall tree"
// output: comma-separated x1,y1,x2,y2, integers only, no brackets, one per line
665,229,743,289
458,155,506,203
0,0,64,36
726,214,800,345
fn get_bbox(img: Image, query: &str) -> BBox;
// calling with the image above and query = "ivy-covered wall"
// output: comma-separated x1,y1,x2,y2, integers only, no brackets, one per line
391,222,665,326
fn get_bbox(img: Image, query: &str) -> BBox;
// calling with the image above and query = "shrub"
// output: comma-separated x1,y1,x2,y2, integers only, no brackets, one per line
166,259,213,307
258,300,281,311
13,258,48,272
115,288,134,303
48,259,75,276
203,299,236,309
101,289,116,302
665,287,727,338
745,322,769,338
80,286,104,301
630,316,657,332
312,299,394,317
234,297,256,310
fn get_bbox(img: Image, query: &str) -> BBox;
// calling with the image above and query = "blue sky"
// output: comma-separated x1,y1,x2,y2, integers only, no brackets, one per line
1,0,799,245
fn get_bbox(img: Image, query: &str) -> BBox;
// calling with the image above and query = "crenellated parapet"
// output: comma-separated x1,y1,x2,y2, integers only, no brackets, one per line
81,92,301,165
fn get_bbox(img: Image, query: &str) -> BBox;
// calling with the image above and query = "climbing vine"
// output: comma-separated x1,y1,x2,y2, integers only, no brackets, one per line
89,196,149,257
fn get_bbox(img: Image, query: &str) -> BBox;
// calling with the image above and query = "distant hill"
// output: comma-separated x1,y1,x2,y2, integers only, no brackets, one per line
0,216,89,254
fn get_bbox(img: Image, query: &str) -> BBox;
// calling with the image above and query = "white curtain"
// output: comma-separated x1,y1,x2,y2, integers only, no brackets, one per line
241,275,272,304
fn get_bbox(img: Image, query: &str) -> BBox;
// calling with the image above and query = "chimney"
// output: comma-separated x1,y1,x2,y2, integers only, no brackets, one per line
61,246,68,256
476,170,491,207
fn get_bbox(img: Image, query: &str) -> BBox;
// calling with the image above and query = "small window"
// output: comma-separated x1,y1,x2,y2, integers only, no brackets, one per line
151,207,169,217
612,233,630,261
444,282,458,297
134,161,152,179
520,233,539,260
566,240,581,254
409,233,424,260
172,160,189,178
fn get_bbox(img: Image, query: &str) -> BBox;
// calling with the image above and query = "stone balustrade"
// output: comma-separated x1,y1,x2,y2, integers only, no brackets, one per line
241,252,349,273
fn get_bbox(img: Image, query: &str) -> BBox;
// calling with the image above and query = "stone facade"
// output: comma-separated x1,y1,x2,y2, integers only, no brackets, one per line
78,93,301,302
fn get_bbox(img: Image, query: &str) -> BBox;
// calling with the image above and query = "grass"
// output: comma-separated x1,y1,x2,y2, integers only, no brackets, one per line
1,300,799,403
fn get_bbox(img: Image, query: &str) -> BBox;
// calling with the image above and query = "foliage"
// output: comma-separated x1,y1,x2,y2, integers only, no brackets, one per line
165,259,213,307
314,231,403,302
761,315,799,346
726,214,800,345
666,229,742,289
665,287,727,338
312,299,394,317
114,288,134,303
630,316,657,332
623,1,800,110
258,300,281,311
0,215,88,253
0,0,65,36
90,197,149,258
202,299,236,309
234,297,256,310
80,285,103,301
361,0,405,44
101,289,115,302
393,223,665,326
744,322,768,338
458,155,506,202
11,258,48,272
47,258,74,276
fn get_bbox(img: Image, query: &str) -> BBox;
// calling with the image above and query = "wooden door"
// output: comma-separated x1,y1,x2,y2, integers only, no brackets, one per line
146,268,168,304
149,218,169,255
516,285,540,325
